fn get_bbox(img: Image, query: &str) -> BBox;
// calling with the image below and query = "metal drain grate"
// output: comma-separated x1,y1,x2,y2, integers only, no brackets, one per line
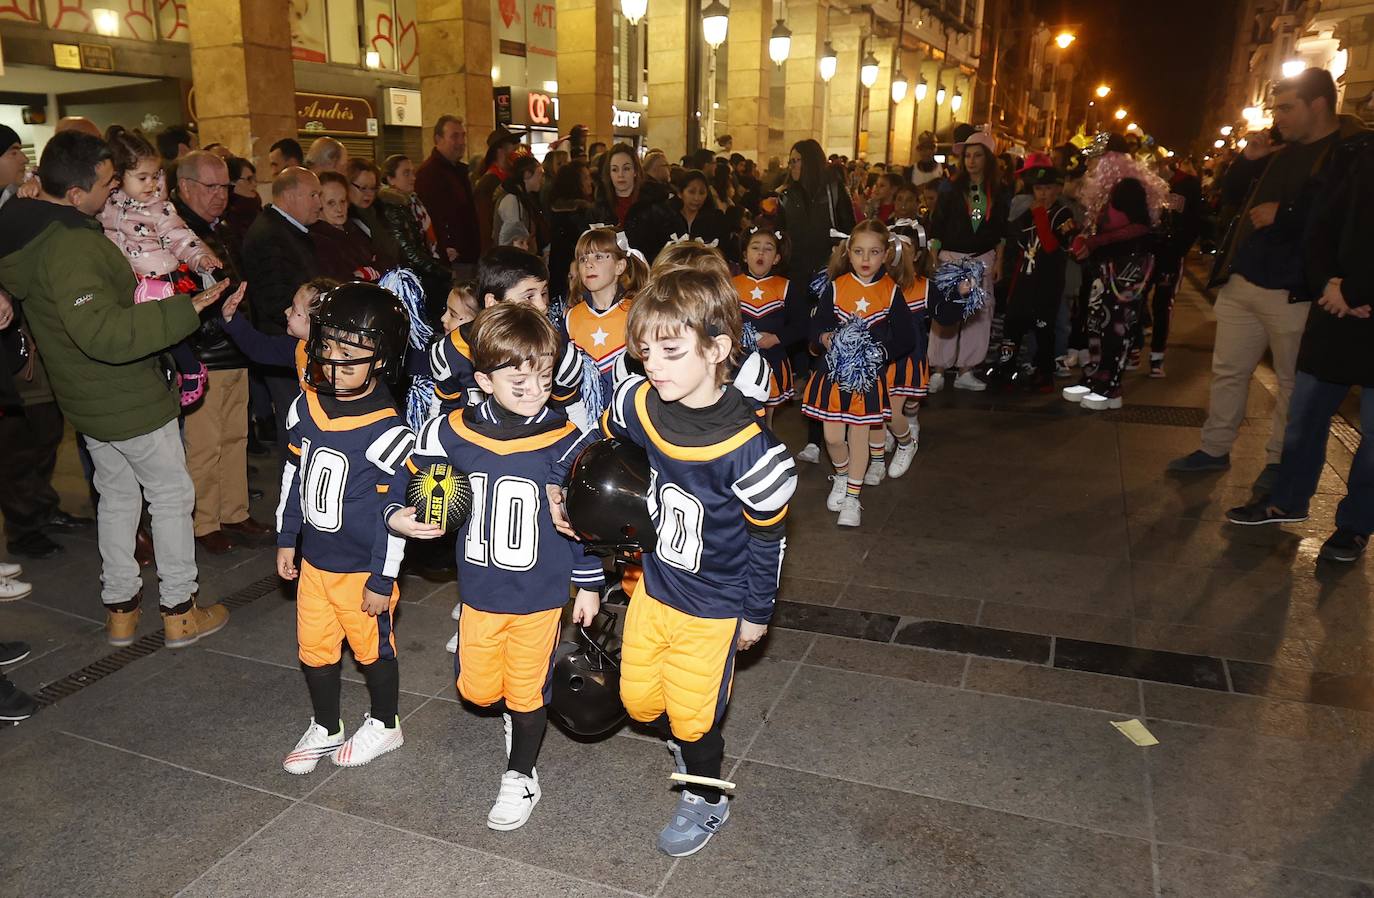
31,573,282,709
1101,404,1208,427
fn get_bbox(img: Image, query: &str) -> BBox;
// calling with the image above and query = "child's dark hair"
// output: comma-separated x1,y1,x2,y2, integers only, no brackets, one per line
477,247,549,306
104,125,158,178
743,226,788,271
470,302,560,374
302,277,341,312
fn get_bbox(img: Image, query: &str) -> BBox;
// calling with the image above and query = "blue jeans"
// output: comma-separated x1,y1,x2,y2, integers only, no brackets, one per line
1270,371,1374,535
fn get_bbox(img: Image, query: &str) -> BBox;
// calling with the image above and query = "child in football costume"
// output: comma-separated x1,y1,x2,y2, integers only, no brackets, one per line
276,283,416,774
731,228,808,426
429,248,584,420
802,219,916,526
551,266,797,857
563,226,648,410
388,303,603,831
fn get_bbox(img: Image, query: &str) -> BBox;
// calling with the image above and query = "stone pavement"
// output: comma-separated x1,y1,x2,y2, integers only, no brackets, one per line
4,267,1374,898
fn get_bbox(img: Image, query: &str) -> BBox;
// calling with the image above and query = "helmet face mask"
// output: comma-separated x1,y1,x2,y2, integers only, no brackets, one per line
550,608,627,738
303,282,411,397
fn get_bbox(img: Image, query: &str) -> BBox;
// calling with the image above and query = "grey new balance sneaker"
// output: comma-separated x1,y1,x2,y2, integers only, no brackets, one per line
657,791,730,857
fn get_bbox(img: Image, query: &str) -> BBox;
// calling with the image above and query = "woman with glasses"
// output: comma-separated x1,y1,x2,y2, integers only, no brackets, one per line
344,158,398,271
376,154,452,317
224,157,262,244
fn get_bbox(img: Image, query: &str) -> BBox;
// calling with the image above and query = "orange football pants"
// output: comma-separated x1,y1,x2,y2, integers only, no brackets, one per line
296,561,400,667
457,605,563,713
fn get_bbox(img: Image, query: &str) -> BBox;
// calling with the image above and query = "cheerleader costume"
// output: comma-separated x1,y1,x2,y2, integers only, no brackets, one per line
731,272,809,407
885,275,930,399
802,270,917,425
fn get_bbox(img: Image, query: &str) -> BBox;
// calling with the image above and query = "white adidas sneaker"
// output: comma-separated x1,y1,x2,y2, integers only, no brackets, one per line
825,474,848,512
487,769,541,831
888,441,918,478
283,719,345,775
332,714,403,767
837,496,862,527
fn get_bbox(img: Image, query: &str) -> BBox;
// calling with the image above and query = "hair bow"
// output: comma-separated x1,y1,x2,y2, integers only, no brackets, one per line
667,233,720,248
890,219,928,247
747,226,784,240
580,224,646,265
829,228,850,240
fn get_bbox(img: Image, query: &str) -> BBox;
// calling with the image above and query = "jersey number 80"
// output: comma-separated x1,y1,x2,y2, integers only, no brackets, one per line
463,473,541,571
647,471,705,574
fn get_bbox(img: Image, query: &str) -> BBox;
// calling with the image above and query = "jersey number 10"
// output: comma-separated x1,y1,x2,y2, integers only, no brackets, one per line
463,473,540,571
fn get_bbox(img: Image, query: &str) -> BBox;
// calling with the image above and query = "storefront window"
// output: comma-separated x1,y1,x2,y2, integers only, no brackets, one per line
364,0,419,73
157,0,189,42
0,1,42,24
43,0,160,39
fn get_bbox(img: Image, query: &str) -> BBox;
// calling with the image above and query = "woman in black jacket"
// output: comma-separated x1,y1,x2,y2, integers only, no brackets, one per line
376,153,453,317
778,139,855,282
593,143,681,264
546,160,595,302
670,169,738,267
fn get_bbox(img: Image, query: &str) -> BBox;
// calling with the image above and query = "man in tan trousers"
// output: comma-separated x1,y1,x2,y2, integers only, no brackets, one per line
1168,69,1363,491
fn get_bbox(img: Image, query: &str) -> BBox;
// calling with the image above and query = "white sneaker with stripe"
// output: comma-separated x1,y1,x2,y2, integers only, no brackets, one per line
332,714,403,767
283,719,345,775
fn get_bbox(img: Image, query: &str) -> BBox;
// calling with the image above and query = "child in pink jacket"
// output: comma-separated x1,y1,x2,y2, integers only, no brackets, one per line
99,125,221,405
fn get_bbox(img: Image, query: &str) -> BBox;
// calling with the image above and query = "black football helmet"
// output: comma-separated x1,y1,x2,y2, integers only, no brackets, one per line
563,438,656,555
305,281,410,396
549,609,625,738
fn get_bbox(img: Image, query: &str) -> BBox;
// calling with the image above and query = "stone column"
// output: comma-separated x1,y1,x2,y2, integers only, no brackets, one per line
865,36,894,163
558,0,616,148
417,0,494,153
889,47,924,167
187,0,295,163
782,0,828,152
725,0,772,158
647,0,692,158
824,20,861,158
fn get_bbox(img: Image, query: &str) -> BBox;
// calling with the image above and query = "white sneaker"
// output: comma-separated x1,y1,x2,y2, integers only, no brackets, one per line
928,372,945,393
0,562,21,579
796,443,821,464
826,475,848,512
884,430,896,453
451,602,462,621
283,719,345,775
0,577,32,602
1062,384,1092,403
1080,392,1123,410
837,496,862,527
909,418,920,450
502,711,512,759
446,631,458,653
863,459,886,486
487,769,541,831
888,441,918,478
332,714,403,767
953,371,987,392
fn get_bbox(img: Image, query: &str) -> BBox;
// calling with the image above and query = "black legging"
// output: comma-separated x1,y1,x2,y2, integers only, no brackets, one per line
1149,259,1183,355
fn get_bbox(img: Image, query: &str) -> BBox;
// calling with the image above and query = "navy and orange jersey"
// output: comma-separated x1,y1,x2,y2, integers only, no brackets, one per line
562,376,797,624
564,293,632,406
429,320,584,414
277,387,415,596
387,398,604,614
809,270,917,376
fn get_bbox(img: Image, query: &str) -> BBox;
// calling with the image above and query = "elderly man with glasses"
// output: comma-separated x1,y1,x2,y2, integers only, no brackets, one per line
173,150,272,554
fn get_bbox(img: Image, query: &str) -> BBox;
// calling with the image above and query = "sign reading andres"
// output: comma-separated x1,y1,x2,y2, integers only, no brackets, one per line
297,93,376,136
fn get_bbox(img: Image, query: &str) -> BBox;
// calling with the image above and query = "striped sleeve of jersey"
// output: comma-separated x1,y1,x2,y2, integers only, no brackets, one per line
430,332,481,410
551,339,584,405
365,424,418,594
732,439,797,624
276,396,305,546
732,351,772,406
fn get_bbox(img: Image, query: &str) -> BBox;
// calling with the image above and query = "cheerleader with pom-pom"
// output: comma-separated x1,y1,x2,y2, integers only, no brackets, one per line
877,220,931,481
731,228,810,426
563,225,649,421
802,220,917,526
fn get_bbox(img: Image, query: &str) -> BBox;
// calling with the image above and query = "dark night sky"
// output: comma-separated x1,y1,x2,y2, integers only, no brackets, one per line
1030,0,1240,147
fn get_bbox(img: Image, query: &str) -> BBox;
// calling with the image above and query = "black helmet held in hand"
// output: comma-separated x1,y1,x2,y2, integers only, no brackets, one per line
563,438,656,556
305,281,410,396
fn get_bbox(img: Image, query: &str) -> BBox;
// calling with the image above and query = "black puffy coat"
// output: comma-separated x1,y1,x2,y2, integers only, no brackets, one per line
173,198,248,370
778,174,854,280
595,181,683,264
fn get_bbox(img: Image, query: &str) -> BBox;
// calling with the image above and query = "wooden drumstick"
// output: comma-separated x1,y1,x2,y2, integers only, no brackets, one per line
670,772,737,790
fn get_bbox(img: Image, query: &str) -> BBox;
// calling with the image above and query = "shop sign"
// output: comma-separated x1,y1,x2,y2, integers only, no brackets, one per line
528,91,554,125
494,87,514,126
612,101,647,136
52,43,81,70
297,92,376,137
80,44,114,72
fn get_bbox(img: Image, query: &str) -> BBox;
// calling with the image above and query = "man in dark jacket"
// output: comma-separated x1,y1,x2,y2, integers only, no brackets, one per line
242,166,321,459
1226,128,1374,562
0,131,235,647
415,115,480,267
174,151,272,554
1170,69,1365,490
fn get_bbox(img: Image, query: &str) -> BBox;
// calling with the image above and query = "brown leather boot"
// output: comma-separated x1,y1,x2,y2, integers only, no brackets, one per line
134,525,155,568
106,589,143,647
162,596,229,649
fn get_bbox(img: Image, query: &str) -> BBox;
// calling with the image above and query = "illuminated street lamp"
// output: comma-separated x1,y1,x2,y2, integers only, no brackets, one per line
1054,31,1075,49
1220,125,1233,136
860,49,881,89
701,0,729,49
1095,84,1111,99
891,69,908,103
914,75,928,102
818,41,837,82
1114,108,1127,121
936,83,947,106
768,19,792,66
1281,58,1305,78
1214,139,1226,149
621,0,648,25
951,90,963,113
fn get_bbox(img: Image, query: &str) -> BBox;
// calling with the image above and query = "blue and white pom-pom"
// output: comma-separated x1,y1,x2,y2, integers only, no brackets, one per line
826,318,885,394
740,321,761,354
932,259,989,321
379,268,436,431
546,298,567,333
577,346,606,423
809,268,832,303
